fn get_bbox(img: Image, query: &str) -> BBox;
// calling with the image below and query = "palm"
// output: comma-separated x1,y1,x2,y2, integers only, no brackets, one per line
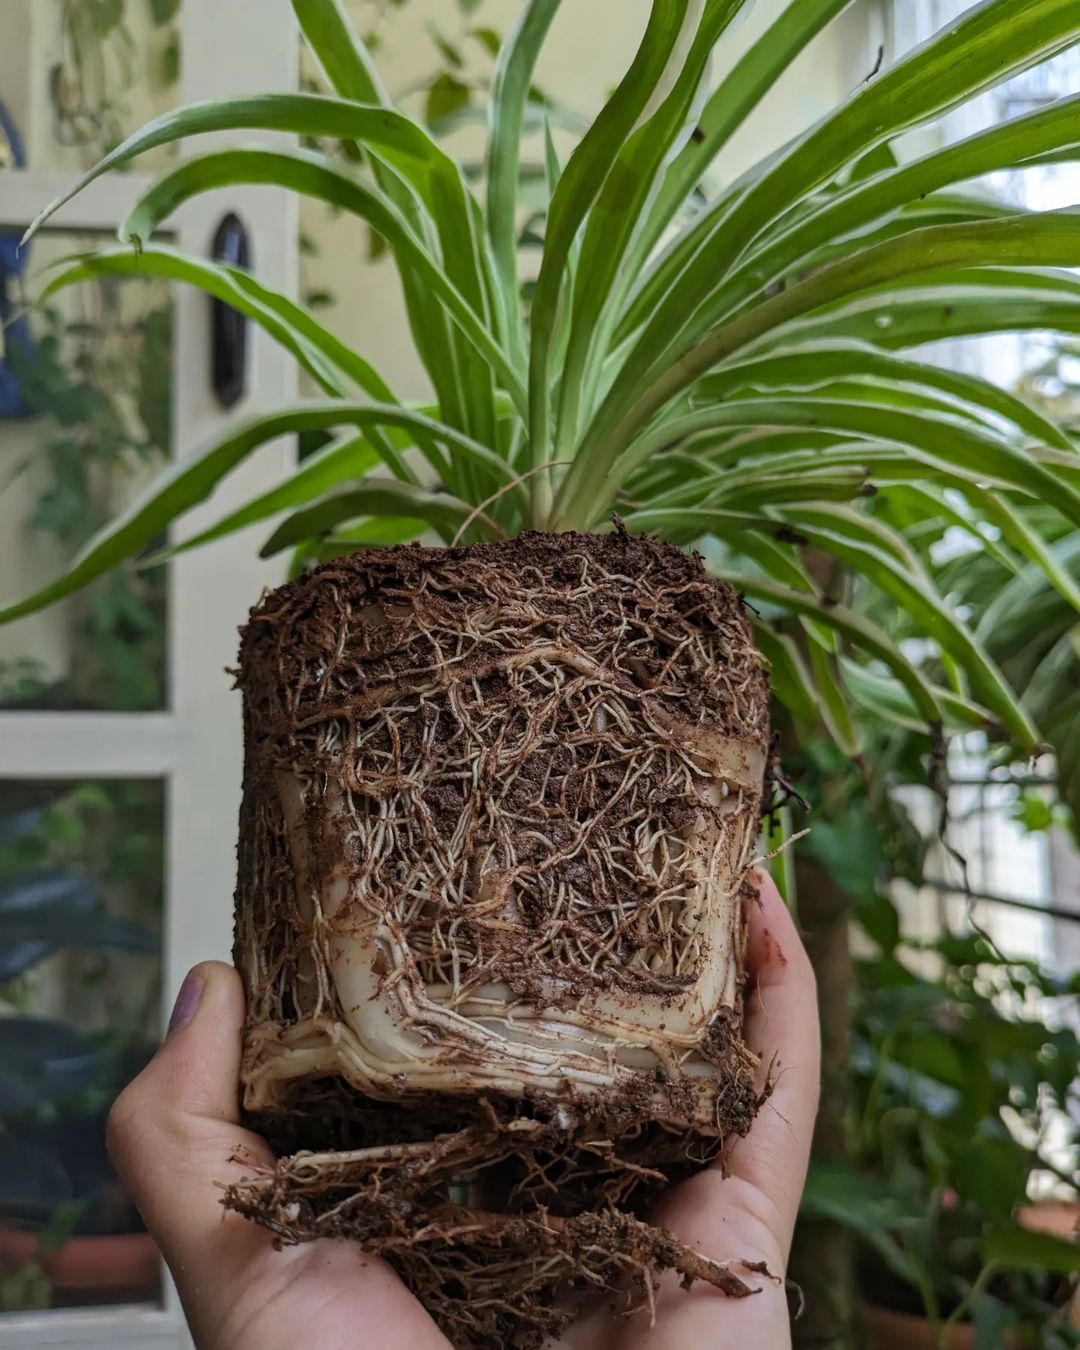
108,875,815,1350
195,1051,799,1350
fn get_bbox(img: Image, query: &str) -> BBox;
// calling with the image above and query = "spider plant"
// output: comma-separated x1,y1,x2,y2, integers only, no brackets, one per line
4,0,1079,743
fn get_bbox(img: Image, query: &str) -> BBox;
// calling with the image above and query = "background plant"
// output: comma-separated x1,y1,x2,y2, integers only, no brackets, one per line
0,779,161,1310
0,0,176,1309
789,737,1079,1346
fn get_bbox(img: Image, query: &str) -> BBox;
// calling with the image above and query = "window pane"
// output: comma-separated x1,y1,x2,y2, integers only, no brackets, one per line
0,232,171,712
0,777,164,1312
1,1,182,175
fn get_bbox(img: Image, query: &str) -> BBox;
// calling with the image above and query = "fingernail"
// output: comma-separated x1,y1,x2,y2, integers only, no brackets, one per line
167,970,204,1036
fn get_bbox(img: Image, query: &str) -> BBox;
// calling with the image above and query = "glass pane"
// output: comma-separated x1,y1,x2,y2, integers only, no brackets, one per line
0,776,164,1312
0,231,171,711
1,1,182,175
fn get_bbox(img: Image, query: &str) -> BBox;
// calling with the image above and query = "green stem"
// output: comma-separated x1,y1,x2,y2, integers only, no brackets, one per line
938,1262,998,1347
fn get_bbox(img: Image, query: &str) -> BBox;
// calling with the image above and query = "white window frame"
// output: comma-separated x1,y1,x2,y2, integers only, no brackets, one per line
1,2,298,1345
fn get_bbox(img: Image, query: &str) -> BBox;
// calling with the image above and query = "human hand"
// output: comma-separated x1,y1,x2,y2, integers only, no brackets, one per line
560,869,821,1349
107,871,818,1350
106,963,451,1350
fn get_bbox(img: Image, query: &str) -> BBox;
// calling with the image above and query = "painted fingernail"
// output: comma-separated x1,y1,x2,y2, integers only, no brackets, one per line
167,970,204,1036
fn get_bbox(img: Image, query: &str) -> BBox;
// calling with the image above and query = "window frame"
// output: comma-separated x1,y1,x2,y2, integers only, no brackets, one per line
0,2,298,1344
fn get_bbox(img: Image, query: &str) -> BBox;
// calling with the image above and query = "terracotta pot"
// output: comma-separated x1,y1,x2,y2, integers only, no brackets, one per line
0,1227,160,1305
1018,1202,1080,1329
1016,1200,1080,1242
863,1203,1080,1347
860,1303,1019,1349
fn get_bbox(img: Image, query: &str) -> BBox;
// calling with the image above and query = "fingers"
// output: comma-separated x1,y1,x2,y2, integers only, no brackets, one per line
107,963,269,1271
608,872,818,1349
108,962,450,1350
727,867,820,1250
651,871,820,1260
107,962,281,1338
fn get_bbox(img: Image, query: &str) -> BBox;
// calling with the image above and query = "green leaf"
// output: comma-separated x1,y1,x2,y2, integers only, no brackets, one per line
981,1224,1080,1275
90,0,124,36
40,246,393,403
976,536,1080,642
22,87,496,446
720,466,873,509
800,1161,923,1289
792,272,1080,351
804,803,884,906
975,490,1080,614
115,150,525,416
618,394,1080,531
622,0,1080,388
554,2,749,462
25,94,458,237
569,214,1080,523
711,573,946,731
155,432,384,559
527,0,702,509
694,339,1075,451
789,193,1027,277
839,658,989,735
262,479,497,555
628,88,1080,352
752,626,818,726
471,27,502,59
0,403,517,625
425,73,471,127
161,33,180,87
879,484,1023,578
785,505,1039,747
293,0,392,109
849,140,899,183
859,888,901,955
316,516,428,554
485,0,564,370
808,640,860,757
1012,792,1056,833
148,0,181,23
694,519,821,594
640,0,855,259
972,1296,1015,1350
428,26,464,70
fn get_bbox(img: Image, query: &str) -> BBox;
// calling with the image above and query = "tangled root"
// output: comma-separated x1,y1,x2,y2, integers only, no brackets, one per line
223,1108,777,1348
230,532,772,1347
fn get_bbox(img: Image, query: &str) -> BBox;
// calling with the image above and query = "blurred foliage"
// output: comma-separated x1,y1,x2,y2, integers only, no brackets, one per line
789,737,1080,1343
51,1,181,164
1,12,172,1287
6,292,171,712
0,779,162,1308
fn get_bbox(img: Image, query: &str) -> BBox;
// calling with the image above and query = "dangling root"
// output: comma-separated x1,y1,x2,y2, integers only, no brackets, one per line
223,1146,775,1348
221,1104,779,1347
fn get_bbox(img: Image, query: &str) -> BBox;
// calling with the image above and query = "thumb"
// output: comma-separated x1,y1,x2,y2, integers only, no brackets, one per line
106,963,276,1315
109,962,451,1350
122,960,254,1131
